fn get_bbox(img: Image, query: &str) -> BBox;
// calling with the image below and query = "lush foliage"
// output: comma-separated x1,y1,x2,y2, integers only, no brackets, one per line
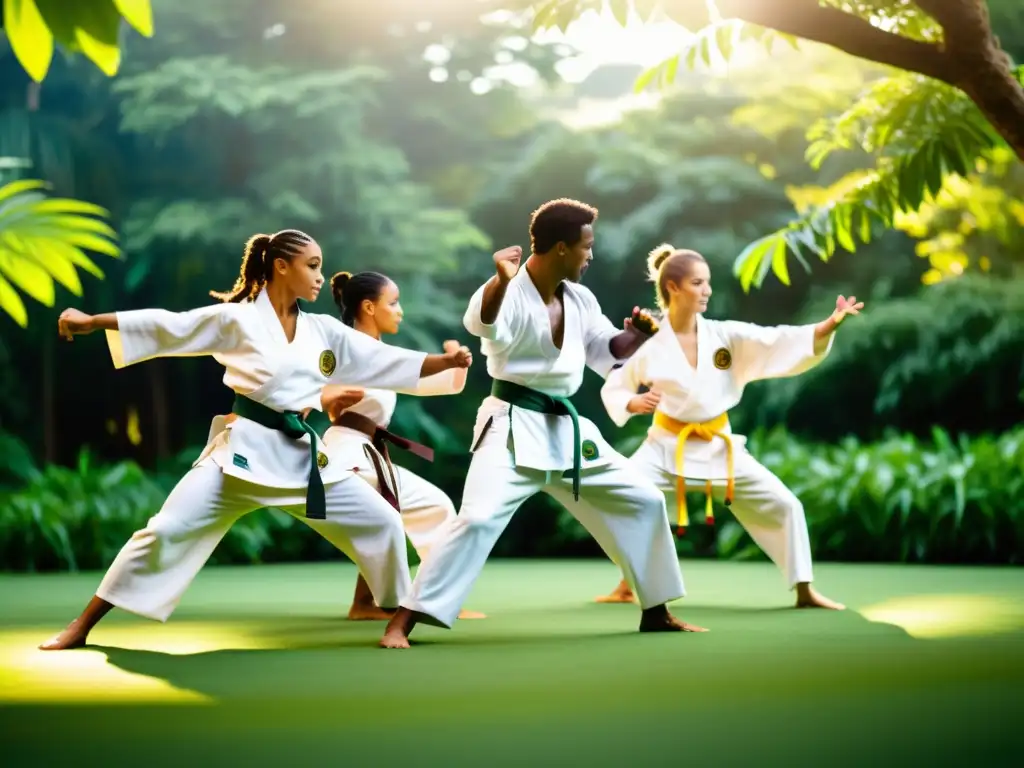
734,69,1024,292
734,274,1024,441
3,422,1020,572
521,0,1024,291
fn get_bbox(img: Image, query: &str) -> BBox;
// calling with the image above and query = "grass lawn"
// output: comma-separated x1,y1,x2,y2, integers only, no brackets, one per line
1,559,1022,766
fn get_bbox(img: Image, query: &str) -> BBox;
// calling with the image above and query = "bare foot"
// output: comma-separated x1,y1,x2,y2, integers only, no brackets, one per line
379,607,417,649
38,620,90,651
595,579,637,604
347,604,397,621
795,583,846,610
457,610,487,620
638,605,708,633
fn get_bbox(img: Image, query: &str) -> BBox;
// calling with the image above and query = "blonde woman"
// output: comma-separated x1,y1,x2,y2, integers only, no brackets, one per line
596,244,861,610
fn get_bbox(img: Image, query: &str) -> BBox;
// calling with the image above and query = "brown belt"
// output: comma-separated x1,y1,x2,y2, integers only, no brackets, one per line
333,411,435,511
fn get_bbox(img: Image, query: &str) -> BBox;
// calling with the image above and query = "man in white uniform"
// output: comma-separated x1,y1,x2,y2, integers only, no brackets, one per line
380,198,707,649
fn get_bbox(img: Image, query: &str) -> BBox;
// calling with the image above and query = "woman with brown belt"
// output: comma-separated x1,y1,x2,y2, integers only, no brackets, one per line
323,270,486,621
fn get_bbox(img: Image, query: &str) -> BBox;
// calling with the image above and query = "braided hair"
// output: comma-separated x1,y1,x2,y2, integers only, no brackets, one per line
210,229,314,303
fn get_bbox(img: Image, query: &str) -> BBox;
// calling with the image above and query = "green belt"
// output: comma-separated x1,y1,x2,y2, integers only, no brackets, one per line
231,395,332,519
491,379,582,501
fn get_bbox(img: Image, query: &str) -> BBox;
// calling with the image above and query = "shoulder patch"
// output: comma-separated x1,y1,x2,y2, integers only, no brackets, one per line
319,349,337,377
713,347,732,370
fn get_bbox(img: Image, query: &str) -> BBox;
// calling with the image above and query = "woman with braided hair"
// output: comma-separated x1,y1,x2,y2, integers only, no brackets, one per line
40,229,472,651
321,270,485,621
595,243,857,610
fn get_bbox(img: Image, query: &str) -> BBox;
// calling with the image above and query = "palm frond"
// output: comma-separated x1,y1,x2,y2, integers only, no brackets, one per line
0,180,120,328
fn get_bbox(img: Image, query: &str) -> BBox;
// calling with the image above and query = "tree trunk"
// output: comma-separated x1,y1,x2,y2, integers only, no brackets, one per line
933,0,1024,160
708,0,1024,161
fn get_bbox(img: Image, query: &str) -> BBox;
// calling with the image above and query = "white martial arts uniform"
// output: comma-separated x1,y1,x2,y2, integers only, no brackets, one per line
95,290,430,622
600,315,835,588
400,269,686,628
322,368,466,561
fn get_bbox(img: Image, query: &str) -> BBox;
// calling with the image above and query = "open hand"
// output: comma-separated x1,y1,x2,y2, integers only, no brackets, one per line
494,246,522,282
832,295,865,325
624,306,659,336
57,308,95,341
627,390,661,415
320,385,366,420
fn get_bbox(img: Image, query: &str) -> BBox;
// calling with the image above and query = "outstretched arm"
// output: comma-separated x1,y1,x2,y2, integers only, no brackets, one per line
58,305,236,368
413,340,470,396
330,319,471,393
729,295,864,385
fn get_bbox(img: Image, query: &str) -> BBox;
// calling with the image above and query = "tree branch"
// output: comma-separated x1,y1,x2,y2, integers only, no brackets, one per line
712,0,957,84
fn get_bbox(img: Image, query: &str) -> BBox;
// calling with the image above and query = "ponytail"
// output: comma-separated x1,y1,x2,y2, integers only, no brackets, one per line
209,229,314,303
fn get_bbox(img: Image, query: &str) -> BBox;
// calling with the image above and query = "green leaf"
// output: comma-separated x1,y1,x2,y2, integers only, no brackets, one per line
770,236,791,286
0,272,28,327
114,0,154,37
3,0,55,82
0,180,117,326
0,179,48,203
48,240,105,280
0,248,55,305
555,0,578,33
33,198,111,217
71,0,124,76
715,22,734,62
610,0,629,27
633,0,659,21
20,241,85,295
734,236,773,292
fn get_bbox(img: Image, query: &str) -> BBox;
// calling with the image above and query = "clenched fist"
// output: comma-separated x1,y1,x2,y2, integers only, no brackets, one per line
627,390,661,415
57,308,95,341
624,306,659,336
494,246,522,282
444,342,473,369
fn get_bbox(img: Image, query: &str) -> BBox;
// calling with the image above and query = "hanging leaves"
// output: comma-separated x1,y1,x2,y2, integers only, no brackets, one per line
6,0,155,82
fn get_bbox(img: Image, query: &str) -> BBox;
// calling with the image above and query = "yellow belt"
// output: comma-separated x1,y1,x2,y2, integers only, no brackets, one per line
653,411,734,536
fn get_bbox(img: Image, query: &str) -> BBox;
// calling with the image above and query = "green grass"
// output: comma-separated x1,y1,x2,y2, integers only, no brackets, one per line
2,560,1022,767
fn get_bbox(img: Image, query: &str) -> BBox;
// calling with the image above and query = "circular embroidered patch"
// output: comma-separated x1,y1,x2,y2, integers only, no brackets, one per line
581,439,599,461
713,347,732,370
317,451,329,470
319,350,336,376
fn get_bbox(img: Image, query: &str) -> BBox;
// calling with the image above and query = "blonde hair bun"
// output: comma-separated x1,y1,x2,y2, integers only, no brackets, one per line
646,243,676,282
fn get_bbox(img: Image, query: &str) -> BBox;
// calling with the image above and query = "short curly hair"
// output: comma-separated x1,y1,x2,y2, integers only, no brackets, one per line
529,198,598,254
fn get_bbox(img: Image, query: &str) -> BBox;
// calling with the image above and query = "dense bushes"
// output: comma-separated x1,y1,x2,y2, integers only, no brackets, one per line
734,274,1024,442
2,423,1021,572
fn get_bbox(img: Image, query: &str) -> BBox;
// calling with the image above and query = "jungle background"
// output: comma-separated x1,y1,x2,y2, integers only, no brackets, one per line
2,0,1023,573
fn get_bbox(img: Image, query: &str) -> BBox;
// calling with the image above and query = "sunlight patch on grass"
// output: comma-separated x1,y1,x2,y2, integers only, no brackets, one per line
0,622,272,704
860,594,1024,639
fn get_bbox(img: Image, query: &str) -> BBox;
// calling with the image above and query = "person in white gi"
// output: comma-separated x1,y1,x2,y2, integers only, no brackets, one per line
594,243,862,610
40,229,472,651
380,198,707,650
320,269,485,621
